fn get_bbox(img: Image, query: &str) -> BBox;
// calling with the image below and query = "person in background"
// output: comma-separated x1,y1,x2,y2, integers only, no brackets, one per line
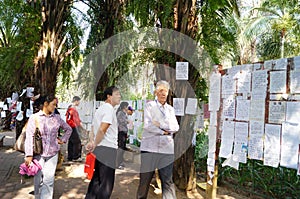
66,96,84,161
116,101,129,169
24,94,72,199
136,80,179,199
85,86,121,199
127,106,135,145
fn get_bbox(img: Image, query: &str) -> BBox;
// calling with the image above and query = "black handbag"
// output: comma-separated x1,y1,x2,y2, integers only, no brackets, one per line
14,116,43,155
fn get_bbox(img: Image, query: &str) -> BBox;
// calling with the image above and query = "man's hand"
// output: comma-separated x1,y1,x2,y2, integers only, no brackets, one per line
152,120,160,127
86,141,95,153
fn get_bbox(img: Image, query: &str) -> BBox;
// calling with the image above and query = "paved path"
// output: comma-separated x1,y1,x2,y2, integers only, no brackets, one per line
0,130,243,199
0,130,192,199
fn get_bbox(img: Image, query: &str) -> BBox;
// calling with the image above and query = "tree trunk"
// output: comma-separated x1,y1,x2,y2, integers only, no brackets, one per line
172,0,199,192
33,0,72,95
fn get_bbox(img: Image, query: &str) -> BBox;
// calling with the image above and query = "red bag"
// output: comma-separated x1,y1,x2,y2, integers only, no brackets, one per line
84,153,96,180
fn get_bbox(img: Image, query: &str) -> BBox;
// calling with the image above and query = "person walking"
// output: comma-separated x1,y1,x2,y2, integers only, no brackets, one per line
24,94,72,199
85,86,121,199
116,101,129,169
66,96,84,161
136,80,179,199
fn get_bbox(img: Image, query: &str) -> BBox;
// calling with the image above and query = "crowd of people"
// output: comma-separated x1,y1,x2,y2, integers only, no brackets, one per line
22,80,179,199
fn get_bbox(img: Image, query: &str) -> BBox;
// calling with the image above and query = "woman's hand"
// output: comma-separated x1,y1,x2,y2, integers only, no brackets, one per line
57,138,64,145
24,156,33,166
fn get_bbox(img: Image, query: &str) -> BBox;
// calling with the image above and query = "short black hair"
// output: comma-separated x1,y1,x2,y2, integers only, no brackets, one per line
72,96,81,102
103,86,119,100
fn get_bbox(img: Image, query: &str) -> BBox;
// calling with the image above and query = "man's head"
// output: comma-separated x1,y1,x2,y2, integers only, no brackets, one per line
104,86,121,107
155,80,170,105
72,96,81,106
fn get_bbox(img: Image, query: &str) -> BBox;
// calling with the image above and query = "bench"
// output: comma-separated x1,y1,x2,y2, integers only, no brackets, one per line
0,135,5,147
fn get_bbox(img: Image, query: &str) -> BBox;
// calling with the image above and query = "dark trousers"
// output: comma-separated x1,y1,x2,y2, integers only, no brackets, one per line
67,127,82,160
116,131,127,166
137,152,176,199
85,146,117,199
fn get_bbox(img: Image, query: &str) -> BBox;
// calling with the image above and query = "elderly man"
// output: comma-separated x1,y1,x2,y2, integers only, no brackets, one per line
137,80,179,199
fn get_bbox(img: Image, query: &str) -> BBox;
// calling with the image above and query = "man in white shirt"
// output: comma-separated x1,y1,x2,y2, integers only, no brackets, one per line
85,86,121,199
137,80,179,199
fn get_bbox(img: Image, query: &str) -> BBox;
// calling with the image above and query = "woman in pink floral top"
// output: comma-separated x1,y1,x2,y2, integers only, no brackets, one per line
24,94,72,199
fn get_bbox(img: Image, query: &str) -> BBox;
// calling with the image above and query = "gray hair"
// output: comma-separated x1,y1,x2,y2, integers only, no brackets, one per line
156,80,170,90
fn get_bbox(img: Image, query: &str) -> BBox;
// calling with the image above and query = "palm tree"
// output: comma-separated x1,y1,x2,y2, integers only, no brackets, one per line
245,0,300,59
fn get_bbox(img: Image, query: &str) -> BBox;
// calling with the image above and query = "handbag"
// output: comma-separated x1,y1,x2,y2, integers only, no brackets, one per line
14,116,43,155
19,159,42,176
84,152,96,180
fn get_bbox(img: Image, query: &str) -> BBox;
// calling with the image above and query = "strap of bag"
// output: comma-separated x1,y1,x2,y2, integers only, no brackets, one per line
34,115,40,133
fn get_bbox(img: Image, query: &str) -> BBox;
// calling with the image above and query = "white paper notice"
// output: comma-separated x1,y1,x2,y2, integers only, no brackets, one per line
223,95,235,119
0,101,3,108
173,98,185,116
209,111,217,126
268,101,286,124
233,122,248,163
209,72,221,111
280,122,300,169
16,101,22,112
1,111,6,118
235,99,250,121
264,124,281,168
290,70,300,93
251,70,268,100
248,121,264,160
270,71,287,93
26,87,34,98
264,60,274,70
286,102,300,124
185,98,197,115
237,70,251,93
2,104,8,111
6,97,12,104
176,62,188,80
222,154,239,170
294,56,300,70
274,58,288,70
250,100,265,121
208,126,217,154
222,75,236,95
219,121,235,158
207,157,215,172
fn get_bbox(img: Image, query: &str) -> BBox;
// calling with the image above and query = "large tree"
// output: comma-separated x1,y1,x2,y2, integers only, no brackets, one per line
245,0,300,60
126,0,239,194
78,0,132,100
32,0,82,95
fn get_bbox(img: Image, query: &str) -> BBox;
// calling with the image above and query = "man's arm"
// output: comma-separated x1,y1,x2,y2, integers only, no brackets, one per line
94,122,110,146
86,122,110,152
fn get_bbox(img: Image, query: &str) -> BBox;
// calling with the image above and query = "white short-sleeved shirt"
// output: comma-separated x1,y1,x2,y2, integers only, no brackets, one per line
93,103,118,149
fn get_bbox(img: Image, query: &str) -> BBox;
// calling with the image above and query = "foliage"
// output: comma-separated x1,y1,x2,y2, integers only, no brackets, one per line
198,0,240,64
0,0,40,98
194,127,208,173
217,158,300,198
245,0,300,59
126,0,175,28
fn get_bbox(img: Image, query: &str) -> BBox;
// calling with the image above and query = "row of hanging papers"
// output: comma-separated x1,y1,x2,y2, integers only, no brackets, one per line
207,56,300,176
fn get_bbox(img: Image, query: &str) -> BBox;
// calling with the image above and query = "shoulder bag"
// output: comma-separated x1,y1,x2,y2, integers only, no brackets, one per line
14,116,43,155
